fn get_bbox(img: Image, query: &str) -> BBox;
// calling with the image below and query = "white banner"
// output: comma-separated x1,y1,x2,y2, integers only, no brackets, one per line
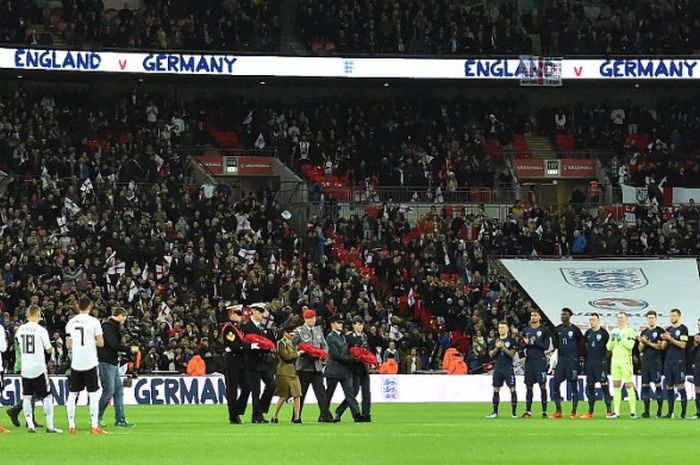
671,187,700,204
621,184,700,206
621,184,648,204
501,259,700,329
1,48,699,80
1,374,694,406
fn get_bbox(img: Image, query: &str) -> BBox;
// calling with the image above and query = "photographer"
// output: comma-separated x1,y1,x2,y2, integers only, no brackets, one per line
97,308,138,428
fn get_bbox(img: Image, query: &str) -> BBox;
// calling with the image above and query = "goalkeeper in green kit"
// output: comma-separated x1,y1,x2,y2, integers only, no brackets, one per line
606,312,638,419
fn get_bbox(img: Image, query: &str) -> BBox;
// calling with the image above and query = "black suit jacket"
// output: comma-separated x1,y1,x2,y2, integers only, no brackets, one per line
241,320,276,370
325,330,353,379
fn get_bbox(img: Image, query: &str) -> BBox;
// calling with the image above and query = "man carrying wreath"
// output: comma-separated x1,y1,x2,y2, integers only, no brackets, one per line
293,307,335,422
335,316,373,422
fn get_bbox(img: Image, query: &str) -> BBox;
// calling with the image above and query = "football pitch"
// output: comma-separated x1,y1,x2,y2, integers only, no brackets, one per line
2,402,699,464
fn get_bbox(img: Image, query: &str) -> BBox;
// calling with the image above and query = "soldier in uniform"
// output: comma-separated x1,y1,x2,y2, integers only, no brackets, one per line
334,316,372,422
293,308,334,422
242,304,277,423
271,318,304,424
325,315,367,422
220,305,249,424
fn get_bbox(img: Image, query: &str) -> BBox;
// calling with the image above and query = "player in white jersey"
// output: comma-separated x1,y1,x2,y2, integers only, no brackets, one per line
65,296,105,435
15,305,62,433
0,321,10,434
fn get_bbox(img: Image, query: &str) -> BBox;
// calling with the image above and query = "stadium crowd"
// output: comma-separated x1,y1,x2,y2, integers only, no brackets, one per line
1,82,700,383
223,95,526,190
297,0,532,55
537,96,700,188
4,0,699,57
543,0,700,56
0,0,281,52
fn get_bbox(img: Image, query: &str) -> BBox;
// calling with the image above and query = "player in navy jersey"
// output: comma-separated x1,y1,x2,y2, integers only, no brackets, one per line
580,313,613,419
690,318,700,419
520,309,550,418
551,308,584,419
638,310,665,418
486,321,518,419
660,308,689,419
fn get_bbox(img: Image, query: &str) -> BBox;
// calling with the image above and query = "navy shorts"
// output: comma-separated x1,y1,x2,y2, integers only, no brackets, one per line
640,359,662,385
553,358,578,383
524,358,547,386
492,368,516,388
585,360,608,384
664,361,686,386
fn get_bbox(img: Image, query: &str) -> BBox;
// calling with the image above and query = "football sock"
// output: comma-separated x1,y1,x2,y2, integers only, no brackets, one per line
613,387,621,415
655,387,663,416
667,389,675,415
88,392,101,428
641,386,650,414
510,391,518,416
587,384,596,413
23,396,35,429
492,392,499,414
695,396,700,415
540,386,547,413
67,392,78,429
679,388,687,416
526,388,533,412
571,382,579,414
43,396,55,430
554,382,562,413
602,384,612,412
627,386,636,415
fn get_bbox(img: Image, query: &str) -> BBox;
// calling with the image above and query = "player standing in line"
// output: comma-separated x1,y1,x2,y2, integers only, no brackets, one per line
660,308,689,419
606,312,637,419
15,305,62,433
65,296,106,434
520,309,550,418
580,313,613,419
689,318,700,419
551,308,584,419
638,310,665,418
486,321,518,419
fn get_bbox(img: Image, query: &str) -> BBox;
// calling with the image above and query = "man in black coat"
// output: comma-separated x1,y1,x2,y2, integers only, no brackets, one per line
98,307,138,427
242,305,276,423
334,316,372,421
220,305,249,424
324,315,366,422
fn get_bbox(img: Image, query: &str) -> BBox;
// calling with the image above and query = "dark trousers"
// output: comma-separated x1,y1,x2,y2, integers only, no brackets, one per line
326,375,360,418
336,372,371,418
298,371,332,420
247,362,275,419
224,357,250,422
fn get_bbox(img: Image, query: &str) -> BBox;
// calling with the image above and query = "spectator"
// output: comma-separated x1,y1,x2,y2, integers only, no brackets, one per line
378,353,399,374
446,351,468,375
186,351,206,376
401,347,423,374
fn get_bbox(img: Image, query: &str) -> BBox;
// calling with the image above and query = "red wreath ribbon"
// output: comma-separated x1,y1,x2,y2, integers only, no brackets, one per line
349,347,378,367
243,333,275,351
298,342,329,361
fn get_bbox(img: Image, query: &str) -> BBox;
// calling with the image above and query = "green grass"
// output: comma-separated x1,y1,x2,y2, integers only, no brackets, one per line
2,402,699,464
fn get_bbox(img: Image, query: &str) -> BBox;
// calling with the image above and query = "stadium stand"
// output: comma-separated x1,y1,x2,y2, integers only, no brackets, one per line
297,0,532,55
3,82,700,377
0,0,281,52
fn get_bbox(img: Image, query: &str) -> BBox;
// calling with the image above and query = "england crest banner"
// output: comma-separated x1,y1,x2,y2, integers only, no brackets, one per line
501,259,700,329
